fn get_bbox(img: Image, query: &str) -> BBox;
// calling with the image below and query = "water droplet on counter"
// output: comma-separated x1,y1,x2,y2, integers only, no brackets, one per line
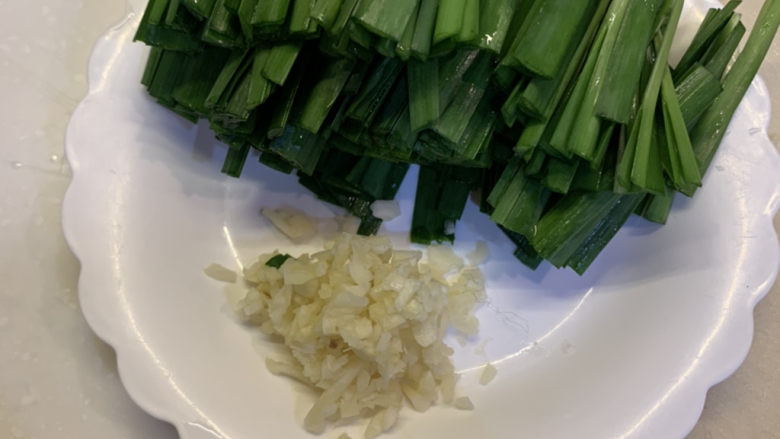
525,341,545,357
11,161,22,169
20,391,39,406
50,154,59,162
561,340,575,355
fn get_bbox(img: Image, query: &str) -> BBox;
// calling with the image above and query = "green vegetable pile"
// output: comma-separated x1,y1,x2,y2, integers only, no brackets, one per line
136,0,779,274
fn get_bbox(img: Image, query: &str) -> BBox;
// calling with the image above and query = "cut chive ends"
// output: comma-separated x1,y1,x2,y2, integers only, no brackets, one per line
135,0,777,274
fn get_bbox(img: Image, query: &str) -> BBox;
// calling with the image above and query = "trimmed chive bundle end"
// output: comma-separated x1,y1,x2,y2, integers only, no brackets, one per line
136,0,778,274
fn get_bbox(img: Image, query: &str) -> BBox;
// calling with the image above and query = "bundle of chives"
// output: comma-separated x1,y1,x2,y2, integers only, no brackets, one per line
135,0,779,274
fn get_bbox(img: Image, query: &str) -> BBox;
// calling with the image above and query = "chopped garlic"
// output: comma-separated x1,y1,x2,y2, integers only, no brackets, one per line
424,245,464,282
439,373,456,404
479,363,497,385
203,263,237,283
453,396,475,411
364,407,399,439
370,200,402,221
229,233,486,437
261,206,317,240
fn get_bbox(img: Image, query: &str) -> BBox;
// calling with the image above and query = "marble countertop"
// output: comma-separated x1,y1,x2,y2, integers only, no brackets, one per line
0,1,777,438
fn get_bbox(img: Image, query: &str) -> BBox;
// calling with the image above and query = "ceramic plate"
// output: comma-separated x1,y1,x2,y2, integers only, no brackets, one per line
63,2,780,438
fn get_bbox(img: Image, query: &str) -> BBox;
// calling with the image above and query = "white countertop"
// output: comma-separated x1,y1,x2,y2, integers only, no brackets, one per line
0,1,777,438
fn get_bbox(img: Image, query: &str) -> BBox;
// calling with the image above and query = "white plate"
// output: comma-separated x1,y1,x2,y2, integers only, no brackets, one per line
63,2,780,439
